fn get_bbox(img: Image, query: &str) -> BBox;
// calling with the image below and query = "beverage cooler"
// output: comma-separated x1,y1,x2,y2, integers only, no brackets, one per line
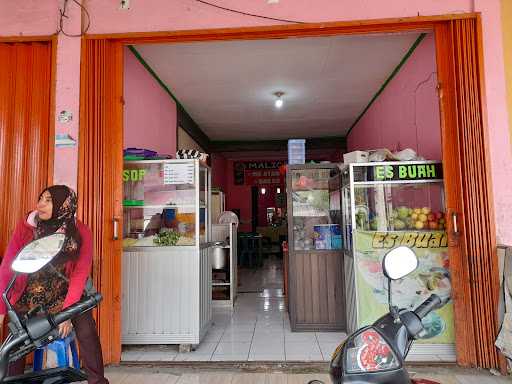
341,161,456,362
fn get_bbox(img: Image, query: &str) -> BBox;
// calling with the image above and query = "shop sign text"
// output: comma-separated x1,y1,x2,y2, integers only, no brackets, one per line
123,169,146,182
368,163,443,182
372,231,448,249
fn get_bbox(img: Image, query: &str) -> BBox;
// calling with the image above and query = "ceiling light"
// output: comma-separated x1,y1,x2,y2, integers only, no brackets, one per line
261,187,266,195
274,91,284,109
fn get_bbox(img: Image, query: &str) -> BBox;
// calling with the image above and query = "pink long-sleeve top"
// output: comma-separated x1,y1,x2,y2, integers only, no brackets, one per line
0,216,93,315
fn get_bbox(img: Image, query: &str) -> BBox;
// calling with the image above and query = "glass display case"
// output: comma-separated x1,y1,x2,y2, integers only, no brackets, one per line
122,159,210,248
341,161,446,255
289,165,342,252
341,161,455,351
286,163,346,331
121,159,213,346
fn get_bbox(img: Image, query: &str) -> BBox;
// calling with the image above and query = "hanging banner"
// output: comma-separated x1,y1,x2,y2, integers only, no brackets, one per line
354,230,455,344
234,161,285,186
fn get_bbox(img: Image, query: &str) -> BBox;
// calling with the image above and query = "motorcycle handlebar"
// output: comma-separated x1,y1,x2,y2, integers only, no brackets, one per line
414,294,442,319
0,291,102,381
53,293,103,325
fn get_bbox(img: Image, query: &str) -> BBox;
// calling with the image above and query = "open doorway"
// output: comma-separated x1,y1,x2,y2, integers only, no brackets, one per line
119,30,450,362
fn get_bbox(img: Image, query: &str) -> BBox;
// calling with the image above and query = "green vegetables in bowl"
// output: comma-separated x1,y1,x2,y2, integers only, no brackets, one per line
153,229,181,246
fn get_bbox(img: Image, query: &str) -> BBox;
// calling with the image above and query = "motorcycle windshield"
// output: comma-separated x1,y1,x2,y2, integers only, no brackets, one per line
344,327,400,374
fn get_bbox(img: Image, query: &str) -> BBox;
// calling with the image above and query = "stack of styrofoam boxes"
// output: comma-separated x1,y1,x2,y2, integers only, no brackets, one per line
288,139,306,165
343,150,369,164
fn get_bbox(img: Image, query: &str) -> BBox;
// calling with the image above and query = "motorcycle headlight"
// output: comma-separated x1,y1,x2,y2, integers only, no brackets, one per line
343,327,400,374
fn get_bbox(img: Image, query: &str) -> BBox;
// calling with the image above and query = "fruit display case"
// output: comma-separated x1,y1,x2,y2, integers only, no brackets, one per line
341,161,456,361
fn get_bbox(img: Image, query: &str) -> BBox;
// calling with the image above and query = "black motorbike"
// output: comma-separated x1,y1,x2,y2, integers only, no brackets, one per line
0,233,103,384
309,246,447,384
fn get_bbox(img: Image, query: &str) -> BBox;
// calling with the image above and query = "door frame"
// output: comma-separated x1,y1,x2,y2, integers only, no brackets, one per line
80,13,501,368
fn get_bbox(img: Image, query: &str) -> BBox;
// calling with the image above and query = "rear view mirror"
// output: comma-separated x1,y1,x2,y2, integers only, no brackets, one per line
382,246,418,280
12,233,66,274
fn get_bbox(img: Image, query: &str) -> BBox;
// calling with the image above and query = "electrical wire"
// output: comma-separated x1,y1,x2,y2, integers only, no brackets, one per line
57,0,91,37
192,0,305,24
413,71,437,154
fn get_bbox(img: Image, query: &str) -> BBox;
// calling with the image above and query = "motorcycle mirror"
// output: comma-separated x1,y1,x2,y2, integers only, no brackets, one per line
382,246,418,280
11,233,66,274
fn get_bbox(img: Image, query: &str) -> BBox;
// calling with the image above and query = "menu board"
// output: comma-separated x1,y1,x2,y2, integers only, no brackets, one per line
163,163,194,185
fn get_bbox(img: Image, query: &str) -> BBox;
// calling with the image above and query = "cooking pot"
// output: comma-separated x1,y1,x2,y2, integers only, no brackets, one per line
211,242,229,270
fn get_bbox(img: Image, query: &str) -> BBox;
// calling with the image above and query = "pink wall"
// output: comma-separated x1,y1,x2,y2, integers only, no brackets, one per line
1,0,511,244
348,33,441,160
0,1,83,188
123,48,177,156
211,154,228,191
224,160,253,232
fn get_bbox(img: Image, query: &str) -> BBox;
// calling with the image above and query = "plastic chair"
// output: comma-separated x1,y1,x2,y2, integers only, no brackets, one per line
33,331,80,371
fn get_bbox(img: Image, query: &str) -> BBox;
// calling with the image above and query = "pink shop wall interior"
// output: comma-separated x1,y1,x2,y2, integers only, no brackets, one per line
123,47,177,156
348,33,441,160
211,154,228,192
1,0,510,244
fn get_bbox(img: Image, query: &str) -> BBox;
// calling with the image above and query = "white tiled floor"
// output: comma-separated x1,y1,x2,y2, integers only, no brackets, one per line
122,257,346,362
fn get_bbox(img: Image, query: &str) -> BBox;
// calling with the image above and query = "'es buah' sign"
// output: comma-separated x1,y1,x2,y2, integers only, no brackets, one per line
365,163,443,182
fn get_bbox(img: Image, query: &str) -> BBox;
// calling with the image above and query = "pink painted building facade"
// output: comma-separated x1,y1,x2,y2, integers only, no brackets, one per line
1,0,511,244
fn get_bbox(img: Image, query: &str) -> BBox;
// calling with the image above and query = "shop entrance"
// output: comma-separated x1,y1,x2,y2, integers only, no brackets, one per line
79,15,502,370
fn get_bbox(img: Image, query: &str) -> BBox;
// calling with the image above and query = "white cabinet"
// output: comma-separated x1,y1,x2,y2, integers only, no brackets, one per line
122,246,212,344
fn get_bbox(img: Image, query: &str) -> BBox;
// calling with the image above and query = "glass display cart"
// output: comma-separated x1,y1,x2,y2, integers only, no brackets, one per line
121,159,212,348
286,163,346,331
341,160,456,362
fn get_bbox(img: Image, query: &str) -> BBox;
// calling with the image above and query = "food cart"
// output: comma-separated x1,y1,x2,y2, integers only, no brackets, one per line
341,160,456,361
121,159,212,348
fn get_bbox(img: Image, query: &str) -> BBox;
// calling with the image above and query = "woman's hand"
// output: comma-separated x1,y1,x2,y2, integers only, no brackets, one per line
59,320,73,338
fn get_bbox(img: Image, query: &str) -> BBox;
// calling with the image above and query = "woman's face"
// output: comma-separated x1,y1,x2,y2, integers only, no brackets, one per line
37,190,53,221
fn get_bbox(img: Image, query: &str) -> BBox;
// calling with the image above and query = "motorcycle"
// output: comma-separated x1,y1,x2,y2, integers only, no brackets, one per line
0,233,103,383
309,246,447,384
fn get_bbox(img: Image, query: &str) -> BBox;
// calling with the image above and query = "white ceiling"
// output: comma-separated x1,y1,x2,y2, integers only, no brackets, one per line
134,32,421,141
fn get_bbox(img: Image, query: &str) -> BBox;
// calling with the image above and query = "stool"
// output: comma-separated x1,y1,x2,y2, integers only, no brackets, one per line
33,331,80,371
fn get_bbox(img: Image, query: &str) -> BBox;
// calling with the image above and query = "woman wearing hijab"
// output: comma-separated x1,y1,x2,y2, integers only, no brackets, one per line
0,185,109,384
